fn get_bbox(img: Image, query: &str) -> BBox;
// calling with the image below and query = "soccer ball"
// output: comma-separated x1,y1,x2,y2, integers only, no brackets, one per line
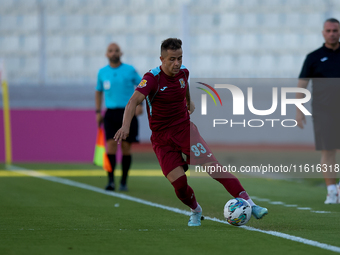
224,198,252,226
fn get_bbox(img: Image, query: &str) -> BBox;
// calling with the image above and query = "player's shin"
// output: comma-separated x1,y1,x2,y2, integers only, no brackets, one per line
171,175,199,210
121,155,131,186
207,162,255,206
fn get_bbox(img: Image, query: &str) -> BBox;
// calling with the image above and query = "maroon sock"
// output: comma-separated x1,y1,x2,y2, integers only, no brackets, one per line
208,163,247,198
171,175,198,210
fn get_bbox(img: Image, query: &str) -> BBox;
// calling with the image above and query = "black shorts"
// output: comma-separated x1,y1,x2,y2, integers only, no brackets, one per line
104,108,139,143
312,108,340,150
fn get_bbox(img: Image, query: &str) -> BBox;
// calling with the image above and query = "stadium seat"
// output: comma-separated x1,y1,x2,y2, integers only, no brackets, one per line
238,34,258,50
257,55,276,71
259,34,280,50
192,34,216,51
239,13,259,28
62,15,84,31
154,14,176,31
85,36,107,52
45,15,61,31
284,0,304,8
219,13,238,29
46,36,63,53
23,35,39,52
47,57,64,73
0,0,16,11
128,14,149,31
284,13,303,28
87,16,106,30
301,34,322,49
130,35,150,50
24,56,39,73
218,0,238,10
214,55,234,73
262,14,281,28
0,15,18,32
107,15,127,31
127,0,146,11
5,57,20,72
280,33,300,50
195,14,215,31
234,55,251,72
153,0,174,12
2,36,20,52
278,55,295,71
64,36,85,53
66,56,84,72
21,15,39,32
217,34,236,50
304,13,324,28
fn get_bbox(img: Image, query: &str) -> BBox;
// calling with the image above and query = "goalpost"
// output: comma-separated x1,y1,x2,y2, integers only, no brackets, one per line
0,59,12,164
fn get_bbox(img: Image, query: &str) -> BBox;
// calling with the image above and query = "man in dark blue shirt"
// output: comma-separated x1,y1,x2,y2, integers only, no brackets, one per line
296,18,340,204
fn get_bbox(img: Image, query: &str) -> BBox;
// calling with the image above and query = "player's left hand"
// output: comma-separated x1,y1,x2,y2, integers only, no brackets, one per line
114,126,130,144
188,100,195,114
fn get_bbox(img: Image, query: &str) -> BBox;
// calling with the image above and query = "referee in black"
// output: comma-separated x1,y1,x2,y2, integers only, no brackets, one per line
296,18,340,204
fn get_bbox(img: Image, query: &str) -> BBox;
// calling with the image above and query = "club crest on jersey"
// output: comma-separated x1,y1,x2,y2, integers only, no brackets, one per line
179,78,185,88
138,79,147,88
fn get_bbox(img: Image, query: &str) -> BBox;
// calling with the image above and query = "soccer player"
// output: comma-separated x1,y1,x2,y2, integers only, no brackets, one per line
296,18,340,204
114,38,268,226
96,43,142,191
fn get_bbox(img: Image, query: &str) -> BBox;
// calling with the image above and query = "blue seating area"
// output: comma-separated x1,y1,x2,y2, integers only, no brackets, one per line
0,0,336,84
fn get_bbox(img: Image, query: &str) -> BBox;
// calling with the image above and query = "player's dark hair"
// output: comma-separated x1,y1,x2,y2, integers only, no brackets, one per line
324,18,340,25
161,38,182,54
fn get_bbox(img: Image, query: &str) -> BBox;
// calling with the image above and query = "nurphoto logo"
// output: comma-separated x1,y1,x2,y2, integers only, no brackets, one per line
197,82,312,128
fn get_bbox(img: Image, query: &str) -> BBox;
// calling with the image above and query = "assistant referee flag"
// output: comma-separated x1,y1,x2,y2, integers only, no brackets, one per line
93,127,112,172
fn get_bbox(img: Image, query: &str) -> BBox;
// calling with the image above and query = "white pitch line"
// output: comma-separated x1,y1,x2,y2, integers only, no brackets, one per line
297,207,312,210
251,196,331,214
6,165,340,254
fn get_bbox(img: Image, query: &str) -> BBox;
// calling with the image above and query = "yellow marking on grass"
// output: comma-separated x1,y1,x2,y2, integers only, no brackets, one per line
0,169,163,177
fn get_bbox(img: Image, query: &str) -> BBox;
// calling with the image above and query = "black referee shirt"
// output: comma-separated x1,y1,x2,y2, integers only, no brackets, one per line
299,43,340,110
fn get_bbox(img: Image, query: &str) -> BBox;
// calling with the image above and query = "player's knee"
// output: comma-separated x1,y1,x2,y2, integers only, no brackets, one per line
121,141,132,155
106,139,118,154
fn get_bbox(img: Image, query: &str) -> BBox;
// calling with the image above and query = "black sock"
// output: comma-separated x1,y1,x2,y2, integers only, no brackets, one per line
107,154,116,184
121,155,132,186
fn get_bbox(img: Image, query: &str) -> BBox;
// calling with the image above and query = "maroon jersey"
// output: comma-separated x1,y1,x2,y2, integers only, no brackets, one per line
136,65,190,131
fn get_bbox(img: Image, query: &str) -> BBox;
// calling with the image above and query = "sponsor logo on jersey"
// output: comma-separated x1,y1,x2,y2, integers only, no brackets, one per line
179,78,185,88
320,57,328,62
160,86,167,91
137,79,147,88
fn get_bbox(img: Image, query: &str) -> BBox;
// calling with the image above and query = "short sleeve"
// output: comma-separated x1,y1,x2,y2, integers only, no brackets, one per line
132,68,142,85
299,55,313,79
96,70,103,91
135,73,157,97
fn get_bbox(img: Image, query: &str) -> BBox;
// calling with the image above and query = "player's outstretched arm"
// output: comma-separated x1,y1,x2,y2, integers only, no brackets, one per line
114,91,145,144
295,79,309,129
135,103,143,116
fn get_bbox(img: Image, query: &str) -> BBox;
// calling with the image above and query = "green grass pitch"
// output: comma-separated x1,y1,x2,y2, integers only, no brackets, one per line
1,150,340,255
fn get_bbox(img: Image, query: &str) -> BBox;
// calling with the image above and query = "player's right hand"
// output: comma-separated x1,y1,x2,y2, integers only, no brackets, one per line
96,113,103,127
296,110,306,129
114,126,130,144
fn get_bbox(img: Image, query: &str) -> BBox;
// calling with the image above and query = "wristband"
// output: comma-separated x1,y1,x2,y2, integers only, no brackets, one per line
95,110,101,113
